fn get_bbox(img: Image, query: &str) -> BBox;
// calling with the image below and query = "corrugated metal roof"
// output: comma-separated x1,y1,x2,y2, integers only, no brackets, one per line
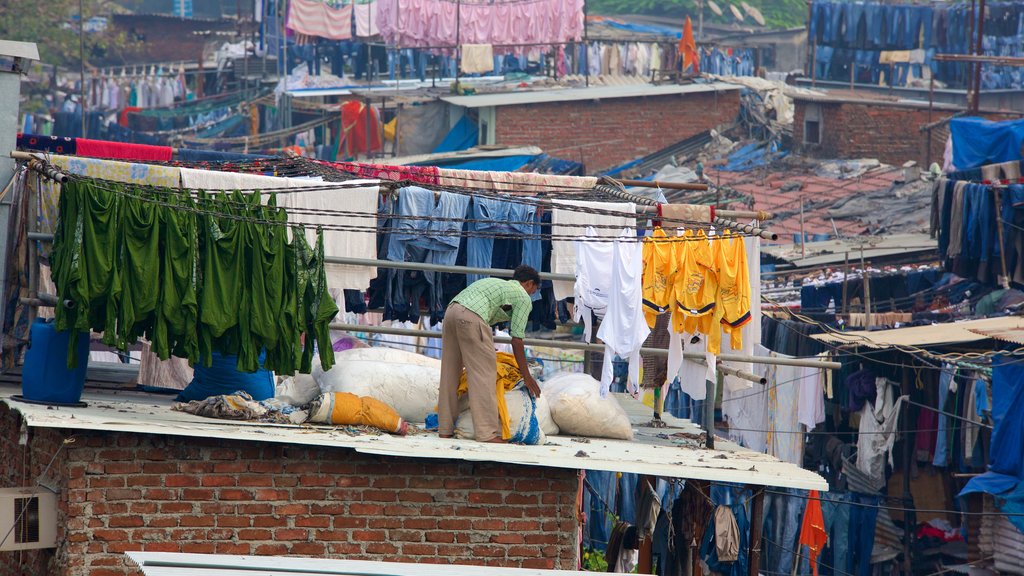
0,40,39,61
811,316,1024,349
980,502,1024,576
127,552,592,575
441,82,741,108
0,385,826,490
967,324,1024,345
761,234,937,268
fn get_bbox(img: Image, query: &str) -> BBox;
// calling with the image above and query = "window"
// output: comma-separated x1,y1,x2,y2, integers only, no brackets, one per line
804,120,821,144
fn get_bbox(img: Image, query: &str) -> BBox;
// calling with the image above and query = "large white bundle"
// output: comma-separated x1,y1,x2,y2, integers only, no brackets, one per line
328,347,441,369
534,394,559,436
276,373,320,406
542,372,634,440
313,348,440,422
456,385,546,445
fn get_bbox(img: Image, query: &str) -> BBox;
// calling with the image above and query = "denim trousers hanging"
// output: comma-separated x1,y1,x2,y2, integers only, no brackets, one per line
466,197,540,284
764,488,806,576
387,187,470,319
847,493,879,576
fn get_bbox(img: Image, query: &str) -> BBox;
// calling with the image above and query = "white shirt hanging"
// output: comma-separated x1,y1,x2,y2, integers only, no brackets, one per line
596,230,650,397
572,226,614,343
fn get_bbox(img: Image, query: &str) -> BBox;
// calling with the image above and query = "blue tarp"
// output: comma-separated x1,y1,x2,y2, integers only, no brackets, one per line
960,355,1024,532
950,117,1024,170
720,142,789,172
413,155,534,172
433,115,479,153
601,19,681,39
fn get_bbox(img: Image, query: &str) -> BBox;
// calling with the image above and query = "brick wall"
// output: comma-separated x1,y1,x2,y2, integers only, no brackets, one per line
0,406,579,576
0,404,69,576
494,90,741,173
793,99,1024,166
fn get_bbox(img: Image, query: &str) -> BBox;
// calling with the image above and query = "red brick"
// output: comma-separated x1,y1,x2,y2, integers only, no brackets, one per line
352,529,386,542
425,531,455,543
366,542,400,555
402,543,438,556
291,542,327,555
349,503,384,516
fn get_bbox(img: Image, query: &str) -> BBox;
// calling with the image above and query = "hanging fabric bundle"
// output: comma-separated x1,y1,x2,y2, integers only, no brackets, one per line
51,177,338,374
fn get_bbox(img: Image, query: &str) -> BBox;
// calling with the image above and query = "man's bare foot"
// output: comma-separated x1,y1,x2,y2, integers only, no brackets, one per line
439,433,454,439
483,438,507,444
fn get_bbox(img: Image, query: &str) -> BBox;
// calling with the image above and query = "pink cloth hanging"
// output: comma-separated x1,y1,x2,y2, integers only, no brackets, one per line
287,0,353,41
355,0,379,38
376,0,584,49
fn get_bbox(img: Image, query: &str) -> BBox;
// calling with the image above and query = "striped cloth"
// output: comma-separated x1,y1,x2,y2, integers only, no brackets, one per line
287,0,353,40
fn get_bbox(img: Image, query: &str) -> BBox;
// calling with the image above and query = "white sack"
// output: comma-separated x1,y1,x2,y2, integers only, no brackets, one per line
542,372,634,440
313,347,440,422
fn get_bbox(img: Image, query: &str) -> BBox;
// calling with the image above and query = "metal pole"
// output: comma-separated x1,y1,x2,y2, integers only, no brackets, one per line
615,178,709,192
927,77,935,167
748,487,765,576
842,252,849,316
704,369,720,449
328,323,842,369
994,185,1011,289
799,198,806,259
79,0,87,138
971,0,986,113
861,246,872,327
454,0,461,89
901,397,916,576
584,0,589,87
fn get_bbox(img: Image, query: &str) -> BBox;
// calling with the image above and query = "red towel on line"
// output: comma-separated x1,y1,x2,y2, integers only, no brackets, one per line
76,138,173,162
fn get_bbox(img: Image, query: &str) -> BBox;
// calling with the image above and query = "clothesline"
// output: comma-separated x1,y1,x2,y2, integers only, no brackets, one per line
49,177,751,243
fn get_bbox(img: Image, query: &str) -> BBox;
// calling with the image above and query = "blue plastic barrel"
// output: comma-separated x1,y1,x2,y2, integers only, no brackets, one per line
22,318,90,404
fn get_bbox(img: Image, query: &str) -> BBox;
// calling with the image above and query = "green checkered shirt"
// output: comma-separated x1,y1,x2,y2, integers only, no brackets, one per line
451,278,532,339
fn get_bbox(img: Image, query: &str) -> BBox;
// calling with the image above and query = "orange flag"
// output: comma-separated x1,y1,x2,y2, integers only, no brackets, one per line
679,16,700,74
798,490,829,576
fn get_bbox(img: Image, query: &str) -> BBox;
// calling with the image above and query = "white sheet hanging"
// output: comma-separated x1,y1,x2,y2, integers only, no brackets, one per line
551,200,635,301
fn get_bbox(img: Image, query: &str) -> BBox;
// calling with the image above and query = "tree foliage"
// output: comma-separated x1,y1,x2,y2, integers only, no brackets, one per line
0,1,134,68
586,0,806,30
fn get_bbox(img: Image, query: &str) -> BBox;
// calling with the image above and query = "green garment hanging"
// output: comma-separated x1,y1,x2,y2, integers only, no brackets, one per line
153,191,199,362
52,178,120,366
51,178,337,374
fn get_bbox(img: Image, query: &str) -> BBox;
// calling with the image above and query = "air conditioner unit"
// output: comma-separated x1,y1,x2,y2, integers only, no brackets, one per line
0,487,57,551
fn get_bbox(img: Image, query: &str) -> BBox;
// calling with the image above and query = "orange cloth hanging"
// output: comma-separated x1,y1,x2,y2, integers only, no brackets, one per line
339,100,382,159
798,490,828,576
679,16,700,75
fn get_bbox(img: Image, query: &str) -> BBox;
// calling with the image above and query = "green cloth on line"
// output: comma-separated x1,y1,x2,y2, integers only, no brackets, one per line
51,178,337,374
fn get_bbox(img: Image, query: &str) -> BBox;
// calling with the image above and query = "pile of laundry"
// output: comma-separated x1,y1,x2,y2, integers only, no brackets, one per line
174,334,638,443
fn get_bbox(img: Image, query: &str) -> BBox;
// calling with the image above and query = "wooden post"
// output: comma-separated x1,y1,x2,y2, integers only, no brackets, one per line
748,487,765,576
